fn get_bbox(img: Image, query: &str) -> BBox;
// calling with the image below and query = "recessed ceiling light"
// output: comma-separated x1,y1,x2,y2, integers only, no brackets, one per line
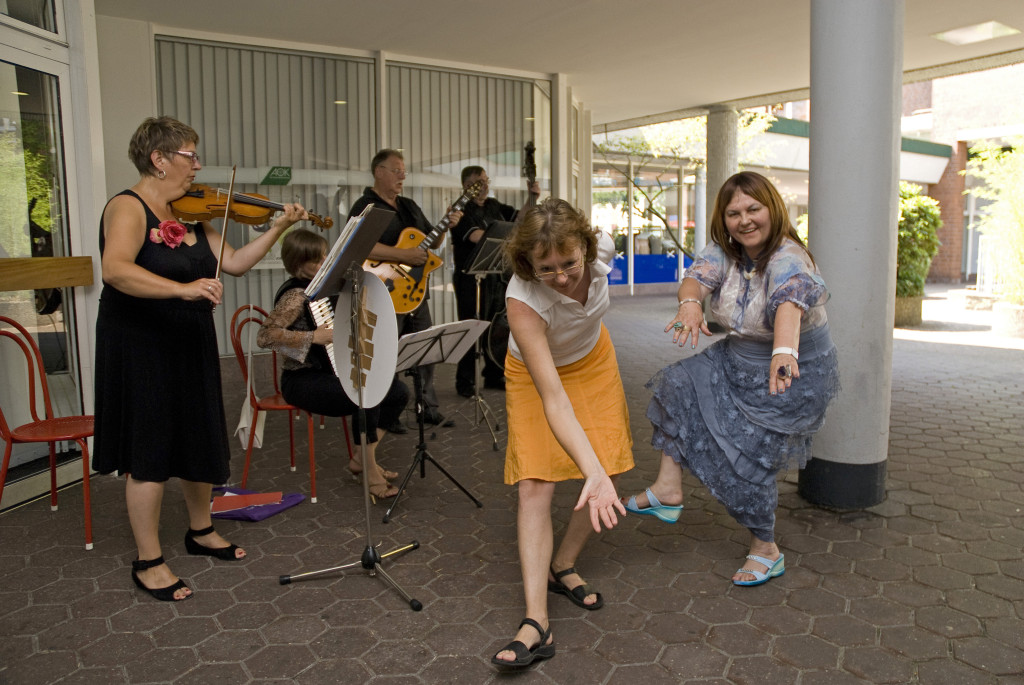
334,100,347,105
933,21,1020,46
12,91,27,96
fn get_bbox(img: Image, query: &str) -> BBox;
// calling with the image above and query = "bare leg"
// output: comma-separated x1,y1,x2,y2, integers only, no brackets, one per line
494,478,555,663
126,476,191,599
182,480,246,559
549,474,620,606
733,533,781,583
628,452,685,508
348,429,398,482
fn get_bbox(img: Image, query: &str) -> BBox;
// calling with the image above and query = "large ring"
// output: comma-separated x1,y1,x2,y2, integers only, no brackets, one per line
673,322,683,330
208,286,213,292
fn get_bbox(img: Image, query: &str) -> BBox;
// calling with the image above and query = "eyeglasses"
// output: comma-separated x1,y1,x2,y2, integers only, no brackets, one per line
382,167,407,177
534,261,584,281
174,150,201,165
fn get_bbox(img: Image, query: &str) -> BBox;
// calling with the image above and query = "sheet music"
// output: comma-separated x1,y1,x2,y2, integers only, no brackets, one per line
305,205,393,301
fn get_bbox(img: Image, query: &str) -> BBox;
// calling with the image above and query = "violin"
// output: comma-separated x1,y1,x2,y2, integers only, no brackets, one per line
171,184,333,230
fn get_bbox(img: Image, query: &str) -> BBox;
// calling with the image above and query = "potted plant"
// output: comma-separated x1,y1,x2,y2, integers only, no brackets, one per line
895,181,942,326
966,137,1024,337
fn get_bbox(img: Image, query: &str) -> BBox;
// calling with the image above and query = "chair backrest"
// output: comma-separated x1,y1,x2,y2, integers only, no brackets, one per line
0,316,55,440
229,304,282,406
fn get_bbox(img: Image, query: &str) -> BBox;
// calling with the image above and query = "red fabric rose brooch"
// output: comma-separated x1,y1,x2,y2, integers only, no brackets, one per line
149,220,188,248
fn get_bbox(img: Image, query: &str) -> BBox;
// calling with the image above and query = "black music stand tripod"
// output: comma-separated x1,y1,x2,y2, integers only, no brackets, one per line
383,319,488,524
456,225,510,450
279,209,421,611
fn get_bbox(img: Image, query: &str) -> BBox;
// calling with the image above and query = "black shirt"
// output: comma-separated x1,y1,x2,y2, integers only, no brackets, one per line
348,187,433,247
452,197,516,271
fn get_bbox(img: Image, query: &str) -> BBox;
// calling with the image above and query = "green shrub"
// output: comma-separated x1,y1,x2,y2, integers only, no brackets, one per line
896,182,942,298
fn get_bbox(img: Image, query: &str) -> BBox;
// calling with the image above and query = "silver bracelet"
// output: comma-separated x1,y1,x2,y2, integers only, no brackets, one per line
678,298,702,308
772,346,799,360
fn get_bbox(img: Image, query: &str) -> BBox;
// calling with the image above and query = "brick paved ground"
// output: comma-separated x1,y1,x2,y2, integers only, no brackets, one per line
1,286,1022,684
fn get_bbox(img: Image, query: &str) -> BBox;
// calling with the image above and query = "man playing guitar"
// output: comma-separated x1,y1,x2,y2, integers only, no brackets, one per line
348,148,463,427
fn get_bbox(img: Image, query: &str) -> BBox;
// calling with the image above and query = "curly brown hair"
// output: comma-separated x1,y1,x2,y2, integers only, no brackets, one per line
708,170,812,272
128,116,199,176
505,198,598,281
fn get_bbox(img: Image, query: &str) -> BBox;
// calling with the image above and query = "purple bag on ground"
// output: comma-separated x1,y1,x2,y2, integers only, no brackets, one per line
211,486,305,522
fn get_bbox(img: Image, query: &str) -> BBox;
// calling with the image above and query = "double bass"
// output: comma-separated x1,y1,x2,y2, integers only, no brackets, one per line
485,141,537,369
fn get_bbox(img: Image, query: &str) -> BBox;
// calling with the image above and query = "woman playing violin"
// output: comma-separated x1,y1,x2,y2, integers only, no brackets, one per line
92,116,308,602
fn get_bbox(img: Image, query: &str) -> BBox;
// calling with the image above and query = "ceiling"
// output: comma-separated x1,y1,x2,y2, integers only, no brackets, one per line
94,0,1024,129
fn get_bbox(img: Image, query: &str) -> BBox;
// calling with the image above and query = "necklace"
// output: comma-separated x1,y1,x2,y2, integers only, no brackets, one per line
741,260,757,281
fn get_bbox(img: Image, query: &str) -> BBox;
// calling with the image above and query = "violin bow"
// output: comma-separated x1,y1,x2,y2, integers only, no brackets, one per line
213,165,238,280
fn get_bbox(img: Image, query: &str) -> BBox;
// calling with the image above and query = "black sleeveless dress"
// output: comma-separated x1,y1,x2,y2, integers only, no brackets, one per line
92,190,230,483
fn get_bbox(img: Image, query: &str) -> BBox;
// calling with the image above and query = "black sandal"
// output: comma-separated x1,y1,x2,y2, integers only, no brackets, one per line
131,556,192,602
184,525,244,561
490,617,555,670
548,565,604,610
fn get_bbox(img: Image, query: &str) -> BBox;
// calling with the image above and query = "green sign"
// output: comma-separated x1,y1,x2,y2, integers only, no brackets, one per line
260,166,292,185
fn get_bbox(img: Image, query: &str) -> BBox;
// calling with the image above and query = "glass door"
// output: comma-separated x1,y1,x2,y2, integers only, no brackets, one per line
0,51,80,478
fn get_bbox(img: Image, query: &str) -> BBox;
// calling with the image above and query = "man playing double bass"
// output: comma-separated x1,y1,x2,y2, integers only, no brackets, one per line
452,165,540,398
349,148,462,428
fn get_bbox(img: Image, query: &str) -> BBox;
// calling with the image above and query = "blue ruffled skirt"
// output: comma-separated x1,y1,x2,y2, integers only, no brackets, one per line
646,324,839,541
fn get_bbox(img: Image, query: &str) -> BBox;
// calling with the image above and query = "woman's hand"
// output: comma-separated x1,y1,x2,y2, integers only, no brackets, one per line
769,353,799,395
311,324,333,346
271,202,309,232
575,473,627,533
666,301,711,348
181,278,222,304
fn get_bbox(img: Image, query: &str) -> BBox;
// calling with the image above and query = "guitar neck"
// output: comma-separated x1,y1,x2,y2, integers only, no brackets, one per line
418,181,482,248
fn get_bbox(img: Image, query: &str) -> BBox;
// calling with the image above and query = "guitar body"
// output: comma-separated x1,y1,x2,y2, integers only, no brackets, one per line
365,227,443,314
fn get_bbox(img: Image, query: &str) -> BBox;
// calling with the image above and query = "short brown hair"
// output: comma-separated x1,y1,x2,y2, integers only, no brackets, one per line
708,170,812,272
128,116,199,176
505,198,598,281
281,229,327,277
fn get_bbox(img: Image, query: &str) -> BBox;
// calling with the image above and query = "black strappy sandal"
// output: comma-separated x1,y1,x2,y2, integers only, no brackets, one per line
548,565,604,610
490,617,555,670
184,525,243,561
131,556,192,602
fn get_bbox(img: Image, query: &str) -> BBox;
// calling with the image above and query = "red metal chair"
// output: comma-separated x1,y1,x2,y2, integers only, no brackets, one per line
230,304,321,502
0,315,94,549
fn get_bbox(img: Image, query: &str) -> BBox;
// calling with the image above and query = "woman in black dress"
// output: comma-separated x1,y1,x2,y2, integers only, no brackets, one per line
93,116,309,601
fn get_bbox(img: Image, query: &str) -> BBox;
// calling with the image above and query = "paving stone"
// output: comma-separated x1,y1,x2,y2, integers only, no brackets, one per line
1,290,1022,683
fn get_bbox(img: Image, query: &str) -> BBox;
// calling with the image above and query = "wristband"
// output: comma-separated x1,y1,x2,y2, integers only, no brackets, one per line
772,346,798,360
678,298,702,308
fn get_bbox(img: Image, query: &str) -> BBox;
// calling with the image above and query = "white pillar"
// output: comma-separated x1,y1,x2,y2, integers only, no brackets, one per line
705,106,739,216
693,166,707,255
800,0,903,508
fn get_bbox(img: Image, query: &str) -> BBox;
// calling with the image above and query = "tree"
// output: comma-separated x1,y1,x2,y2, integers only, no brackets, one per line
593,111,775,255
966,137,1024,305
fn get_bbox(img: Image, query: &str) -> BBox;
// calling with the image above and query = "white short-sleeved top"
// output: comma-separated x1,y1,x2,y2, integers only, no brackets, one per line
506,232,615,367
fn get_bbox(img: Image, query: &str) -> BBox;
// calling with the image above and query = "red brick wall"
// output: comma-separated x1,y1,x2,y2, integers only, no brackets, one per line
926,141,966,282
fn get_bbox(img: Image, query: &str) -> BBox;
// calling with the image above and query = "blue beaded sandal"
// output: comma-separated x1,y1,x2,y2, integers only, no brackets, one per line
733,554,785,586
622,488,683,523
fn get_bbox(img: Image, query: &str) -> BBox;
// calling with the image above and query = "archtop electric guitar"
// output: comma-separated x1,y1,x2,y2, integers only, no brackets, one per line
366,179,483,314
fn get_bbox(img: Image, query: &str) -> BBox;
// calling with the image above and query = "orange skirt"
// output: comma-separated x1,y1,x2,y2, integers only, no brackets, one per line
504,324,634,484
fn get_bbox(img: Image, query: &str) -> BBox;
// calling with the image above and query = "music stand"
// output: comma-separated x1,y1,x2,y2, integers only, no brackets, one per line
382,319,488,524
279,206,422,611
456,220,513,449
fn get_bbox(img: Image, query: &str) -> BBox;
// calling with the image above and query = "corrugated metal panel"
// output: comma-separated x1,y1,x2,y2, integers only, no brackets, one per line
153,39,549,352
154,37,376,355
